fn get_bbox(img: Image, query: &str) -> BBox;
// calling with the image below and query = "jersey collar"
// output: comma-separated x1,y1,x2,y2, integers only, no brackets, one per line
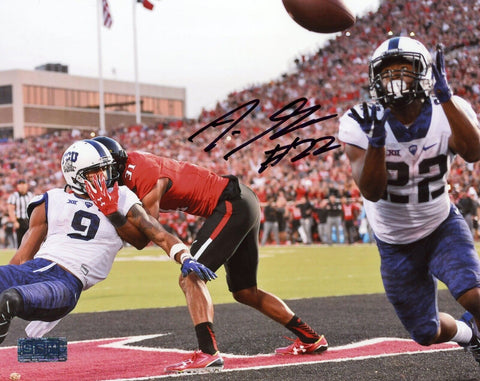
388,98,432,142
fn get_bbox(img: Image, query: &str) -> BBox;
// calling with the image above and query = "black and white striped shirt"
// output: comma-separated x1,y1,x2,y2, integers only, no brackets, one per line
8,191,33,220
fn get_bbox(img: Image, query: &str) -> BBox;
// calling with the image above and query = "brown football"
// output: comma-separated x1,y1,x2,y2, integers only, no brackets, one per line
282,0,356,33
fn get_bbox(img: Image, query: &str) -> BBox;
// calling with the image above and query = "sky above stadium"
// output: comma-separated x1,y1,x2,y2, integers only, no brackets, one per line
0,0,380,119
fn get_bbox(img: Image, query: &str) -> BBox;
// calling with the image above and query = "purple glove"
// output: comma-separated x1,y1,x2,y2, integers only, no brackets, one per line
431,44,452,103
348,102,390,148
181,258,217,281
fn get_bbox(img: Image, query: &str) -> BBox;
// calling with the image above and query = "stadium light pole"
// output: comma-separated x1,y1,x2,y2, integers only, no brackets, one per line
132,0,141,125
97,0,107,135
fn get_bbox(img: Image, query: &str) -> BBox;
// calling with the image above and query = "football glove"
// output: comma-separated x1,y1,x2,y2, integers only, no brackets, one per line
85,173,119,216
348,102,389,148
181,258,217,282
431,44,452,103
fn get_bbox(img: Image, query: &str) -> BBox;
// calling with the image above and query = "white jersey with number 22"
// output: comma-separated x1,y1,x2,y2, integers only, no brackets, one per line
338,96,478,244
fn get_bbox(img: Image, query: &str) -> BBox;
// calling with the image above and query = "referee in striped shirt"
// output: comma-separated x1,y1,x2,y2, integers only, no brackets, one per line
7,179,33,248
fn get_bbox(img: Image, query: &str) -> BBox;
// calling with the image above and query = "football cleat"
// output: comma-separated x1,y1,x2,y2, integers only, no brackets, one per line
0,315,11,344
275,335,328,355
165,350,224,374
459,311,480,365
0,289,21,345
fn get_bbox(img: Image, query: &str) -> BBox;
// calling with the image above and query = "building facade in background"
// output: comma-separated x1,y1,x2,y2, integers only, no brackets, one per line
0,66,186,140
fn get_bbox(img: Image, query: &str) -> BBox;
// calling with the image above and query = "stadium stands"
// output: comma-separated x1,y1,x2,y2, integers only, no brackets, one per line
1,0,479,246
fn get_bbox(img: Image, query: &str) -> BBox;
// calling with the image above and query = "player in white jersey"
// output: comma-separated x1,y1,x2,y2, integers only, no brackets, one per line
338,37,480,364
0,139,216,344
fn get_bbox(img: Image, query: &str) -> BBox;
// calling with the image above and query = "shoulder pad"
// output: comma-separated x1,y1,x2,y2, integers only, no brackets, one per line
27,193,47,218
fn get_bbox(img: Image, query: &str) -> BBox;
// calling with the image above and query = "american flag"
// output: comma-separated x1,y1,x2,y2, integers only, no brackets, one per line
102,0,113,28
138,0,154,11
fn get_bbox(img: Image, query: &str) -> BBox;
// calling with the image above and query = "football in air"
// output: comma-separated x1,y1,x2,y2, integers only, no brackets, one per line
282,0,356,33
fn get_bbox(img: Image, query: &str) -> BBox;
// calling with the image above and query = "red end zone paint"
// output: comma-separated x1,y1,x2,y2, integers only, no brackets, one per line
0,335,460,380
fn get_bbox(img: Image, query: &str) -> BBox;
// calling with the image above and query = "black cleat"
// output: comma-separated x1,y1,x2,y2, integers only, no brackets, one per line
460,311,480,365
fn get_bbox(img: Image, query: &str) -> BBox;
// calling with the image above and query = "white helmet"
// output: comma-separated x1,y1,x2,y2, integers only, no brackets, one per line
369,37,433,107
61,139,115,195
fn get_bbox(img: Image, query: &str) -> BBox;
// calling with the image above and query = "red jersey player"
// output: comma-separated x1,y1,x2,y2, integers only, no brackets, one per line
94,136,328,373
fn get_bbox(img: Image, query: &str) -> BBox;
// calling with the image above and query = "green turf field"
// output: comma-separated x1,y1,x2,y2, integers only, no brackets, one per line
0,244,450,313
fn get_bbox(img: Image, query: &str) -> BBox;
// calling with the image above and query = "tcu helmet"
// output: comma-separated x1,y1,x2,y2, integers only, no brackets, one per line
369,37,433,107
61,139,116,195
92,136,128,184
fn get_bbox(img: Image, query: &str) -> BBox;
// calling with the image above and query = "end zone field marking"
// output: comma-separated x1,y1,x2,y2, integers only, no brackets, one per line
0,335,461,381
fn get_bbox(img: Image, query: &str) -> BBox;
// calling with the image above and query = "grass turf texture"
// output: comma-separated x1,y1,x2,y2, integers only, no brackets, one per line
0,244,452,313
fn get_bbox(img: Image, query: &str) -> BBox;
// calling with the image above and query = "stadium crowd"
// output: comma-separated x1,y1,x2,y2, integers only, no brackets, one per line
1,0,480,247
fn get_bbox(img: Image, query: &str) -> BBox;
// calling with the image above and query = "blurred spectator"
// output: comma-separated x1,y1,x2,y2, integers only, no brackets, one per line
314,198,329,244
325,193,343,245
3,220,15,249
2,0,480,246
358,202,375,244
261,196,280,246
288,201,303,244
341,196,359,244
7,179,33,248
456,187,479,238
186,214,199,245
298,195,314,244
275,191,289,244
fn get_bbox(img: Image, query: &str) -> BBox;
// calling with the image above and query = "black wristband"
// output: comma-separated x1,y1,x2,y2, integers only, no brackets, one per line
107,212,127,228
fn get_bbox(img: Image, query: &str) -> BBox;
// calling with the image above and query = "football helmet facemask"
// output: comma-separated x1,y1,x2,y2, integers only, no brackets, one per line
369,37,433,107
92,136,128,184
61,139,116,195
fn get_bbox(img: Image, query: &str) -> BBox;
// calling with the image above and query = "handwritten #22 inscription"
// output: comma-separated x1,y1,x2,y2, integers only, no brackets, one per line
188,97,340,173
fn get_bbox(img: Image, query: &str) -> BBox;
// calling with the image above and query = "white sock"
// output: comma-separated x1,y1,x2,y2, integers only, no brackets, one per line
451,320,473,344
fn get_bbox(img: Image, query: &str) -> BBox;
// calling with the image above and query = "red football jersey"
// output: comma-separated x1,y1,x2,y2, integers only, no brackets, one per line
122,151,229,217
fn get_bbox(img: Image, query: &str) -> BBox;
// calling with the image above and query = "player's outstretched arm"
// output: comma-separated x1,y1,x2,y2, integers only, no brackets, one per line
85,174,216,281
123,205,216,281
346,103,389,201
85,174,179,253
432,44,480,162
443,97,480,162
113,217,151,250
344,143,387,202
84,177,150,249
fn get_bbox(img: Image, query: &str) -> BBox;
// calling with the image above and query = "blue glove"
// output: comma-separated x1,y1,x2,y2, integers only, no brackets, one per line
348,102,389,148
181,258,217,281
431,44,452,103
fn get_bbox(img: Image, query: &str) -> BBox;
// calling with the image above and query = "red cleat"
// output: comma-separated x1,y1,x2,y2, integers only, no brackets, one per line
165,350,224,374
275,335,328,355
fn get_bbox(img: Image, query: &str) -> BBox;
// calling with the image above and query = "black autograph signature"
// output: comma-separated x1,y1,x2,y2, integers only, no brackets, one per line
188,97,340,173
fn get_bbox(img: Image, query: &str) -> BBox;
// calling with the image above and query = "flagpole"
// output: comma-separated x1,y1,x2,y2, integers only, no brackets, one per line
132,0,141,125
97,0,106,134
